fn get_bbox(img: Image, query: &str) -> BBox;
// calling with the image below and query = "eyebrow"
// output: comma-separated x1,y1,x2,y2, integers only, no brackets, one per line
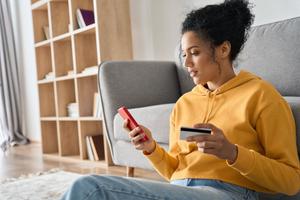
181,45,201,52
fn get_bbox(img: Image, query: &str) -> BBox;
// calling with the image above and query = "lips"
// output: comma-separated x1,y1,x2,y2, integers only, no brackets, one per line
189,70,198,77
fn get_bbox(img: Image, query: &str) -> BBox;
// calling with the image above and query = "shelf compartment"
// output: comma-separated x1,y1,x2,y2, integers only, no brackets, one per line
41,121,58,154
77,75,97,117
32,5,50,42
79,120,104,160
74,30,97,73
50,1,70,37
53,37,73,77
71,0,95,30
58,121,80,156
35,45,52,81
56,79,76,117
38,83,56,117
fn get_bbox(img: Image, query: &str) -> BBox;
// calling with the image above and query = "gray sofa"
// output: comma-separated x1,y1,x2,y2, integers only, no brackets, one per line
98,17,300,199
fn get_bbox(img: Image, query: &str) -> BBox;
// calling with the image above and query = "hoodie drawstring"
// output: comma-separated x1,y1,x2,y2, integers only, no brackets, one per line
203,92,217,123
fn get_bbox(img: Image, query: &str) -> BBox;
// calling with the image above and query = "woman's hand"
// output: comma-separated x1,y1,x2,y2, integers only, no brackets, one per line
186,123,238,164
123,119,156,154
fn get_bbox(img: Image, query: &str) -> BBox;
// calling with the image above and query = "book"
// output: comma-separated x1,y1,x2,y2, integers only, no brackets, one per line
67,102,79,117
43,26,50,40
93,93,99,117
90,135,104,161
76,8,94,28
81,66,98,75
44,71,54,80
93,93,103,118
86,136,95,161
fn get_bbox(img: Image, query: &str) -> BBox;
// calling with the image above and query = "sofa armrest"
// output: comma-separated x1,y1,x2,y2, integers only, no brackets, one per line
98,61,181,162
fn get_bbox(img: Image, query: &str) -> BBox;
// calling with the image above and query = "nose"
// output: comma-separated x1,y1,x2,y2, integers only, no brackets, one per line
183,54,193,68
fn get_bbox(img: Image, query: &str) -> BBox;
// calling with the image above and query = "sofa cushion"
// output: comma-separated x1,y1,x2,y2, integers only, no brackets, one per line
112,140,169,170
238,17,300,96
284,96,300,158
113,103,174,144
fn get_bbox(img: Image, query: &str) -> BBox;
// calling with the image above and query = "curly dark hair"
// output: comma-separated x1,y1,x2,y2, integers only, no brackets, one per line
181,0,254,61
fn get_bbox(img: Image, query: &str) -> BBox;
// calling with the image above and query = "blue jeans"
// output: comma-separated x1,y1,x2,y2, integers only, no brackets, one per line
61,175,258,200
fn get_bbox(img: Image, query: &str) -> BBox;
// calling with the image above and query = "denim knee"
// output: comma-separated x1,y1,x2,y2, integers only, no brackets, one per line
61,175,100,200
72,175,97,188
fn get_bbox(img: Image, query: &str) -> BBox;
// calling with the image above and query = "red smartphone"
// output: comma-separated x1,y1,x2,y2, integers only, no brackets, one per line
118,106,148,142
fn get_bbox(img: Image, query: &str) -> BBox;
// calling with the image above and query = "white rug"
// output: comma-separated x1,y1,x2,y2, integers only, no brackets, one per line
0,169,82,200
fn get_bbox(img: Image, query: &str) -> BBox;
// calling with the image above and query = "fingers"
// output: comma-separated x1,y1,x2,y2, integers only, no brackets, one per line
193,123,219,132
130,130,146,144
186,134,215,142
122,119,130,131
193,123,222,136
129,127,148,145
197,141,216,149
128,126,141,138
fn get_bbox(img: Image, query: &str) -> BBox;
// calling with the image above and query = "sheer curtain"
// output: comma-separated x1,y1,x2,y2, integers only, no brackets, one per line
0,0,29,152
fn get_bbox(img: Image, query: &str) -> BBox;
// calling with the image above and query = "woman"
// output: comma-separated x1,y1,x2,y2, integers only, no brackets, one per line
61,0,300,199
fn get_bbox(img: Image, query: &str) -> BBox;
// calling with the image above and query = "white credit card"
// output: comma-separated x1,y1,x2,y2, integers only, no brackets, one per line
180,126,211,140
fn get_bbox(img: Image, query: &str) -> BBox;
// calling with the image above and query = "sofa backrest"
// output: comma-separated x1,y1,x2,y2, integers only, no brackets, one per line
238,17,300,96
176,64,195,95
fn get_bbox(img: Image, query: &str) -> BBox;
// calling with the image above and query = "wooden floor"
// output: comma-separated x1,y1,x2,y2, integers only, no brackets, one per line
0,142,164,182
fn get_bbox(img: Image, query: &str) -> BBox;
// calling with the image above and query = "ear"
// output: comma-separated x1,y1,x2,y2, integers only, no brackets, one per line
219,41,231,59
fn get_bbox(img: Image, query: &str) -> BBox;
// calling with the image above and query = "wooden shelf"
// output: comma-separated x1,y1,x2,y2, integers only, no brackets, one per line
56,79,76,117
32,0,133,164
32,4,49,43
58,117,78,121
38,83,56,117
40,117,57,121
50,1,70,38
77,75,97,117
74,31,97,73
53,36,73,77
70,0,94,31
79,121,103,160
41,121,58,154
32,0,48,10
59,121,80,156
73,24,96,35
35,39,51,47
52,32,71,42
76,72,98,78
38,78,54,84
35,43,52,81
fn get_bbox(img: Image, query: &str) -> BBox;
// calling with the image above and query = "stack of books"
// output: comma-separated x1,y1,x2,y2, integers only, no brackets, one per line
93,93,102,119
81,66,98,75
86,135,104,161
44,71,54,80
76,8,94,28
67,70,75,76
67,102,79,117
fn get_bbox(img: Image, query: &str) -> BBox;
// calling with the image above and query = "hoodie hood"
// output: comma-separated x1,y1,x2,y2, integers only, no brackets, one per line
191,70,260,95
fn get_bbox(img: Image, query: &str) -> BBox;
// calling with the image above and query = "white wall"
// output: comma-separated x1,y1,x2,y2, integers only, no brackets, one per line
13,0,300,141
131,0,300,60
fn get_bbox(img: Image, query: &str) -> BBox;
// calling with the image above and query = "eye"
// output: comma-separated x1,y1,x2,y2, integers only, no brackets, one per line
181,53,186,58
191,51,199,55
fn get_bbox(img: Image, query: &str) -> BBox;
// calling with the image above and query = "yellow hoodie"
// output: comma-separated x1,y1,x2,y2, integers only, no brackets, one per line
145,70,300,195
